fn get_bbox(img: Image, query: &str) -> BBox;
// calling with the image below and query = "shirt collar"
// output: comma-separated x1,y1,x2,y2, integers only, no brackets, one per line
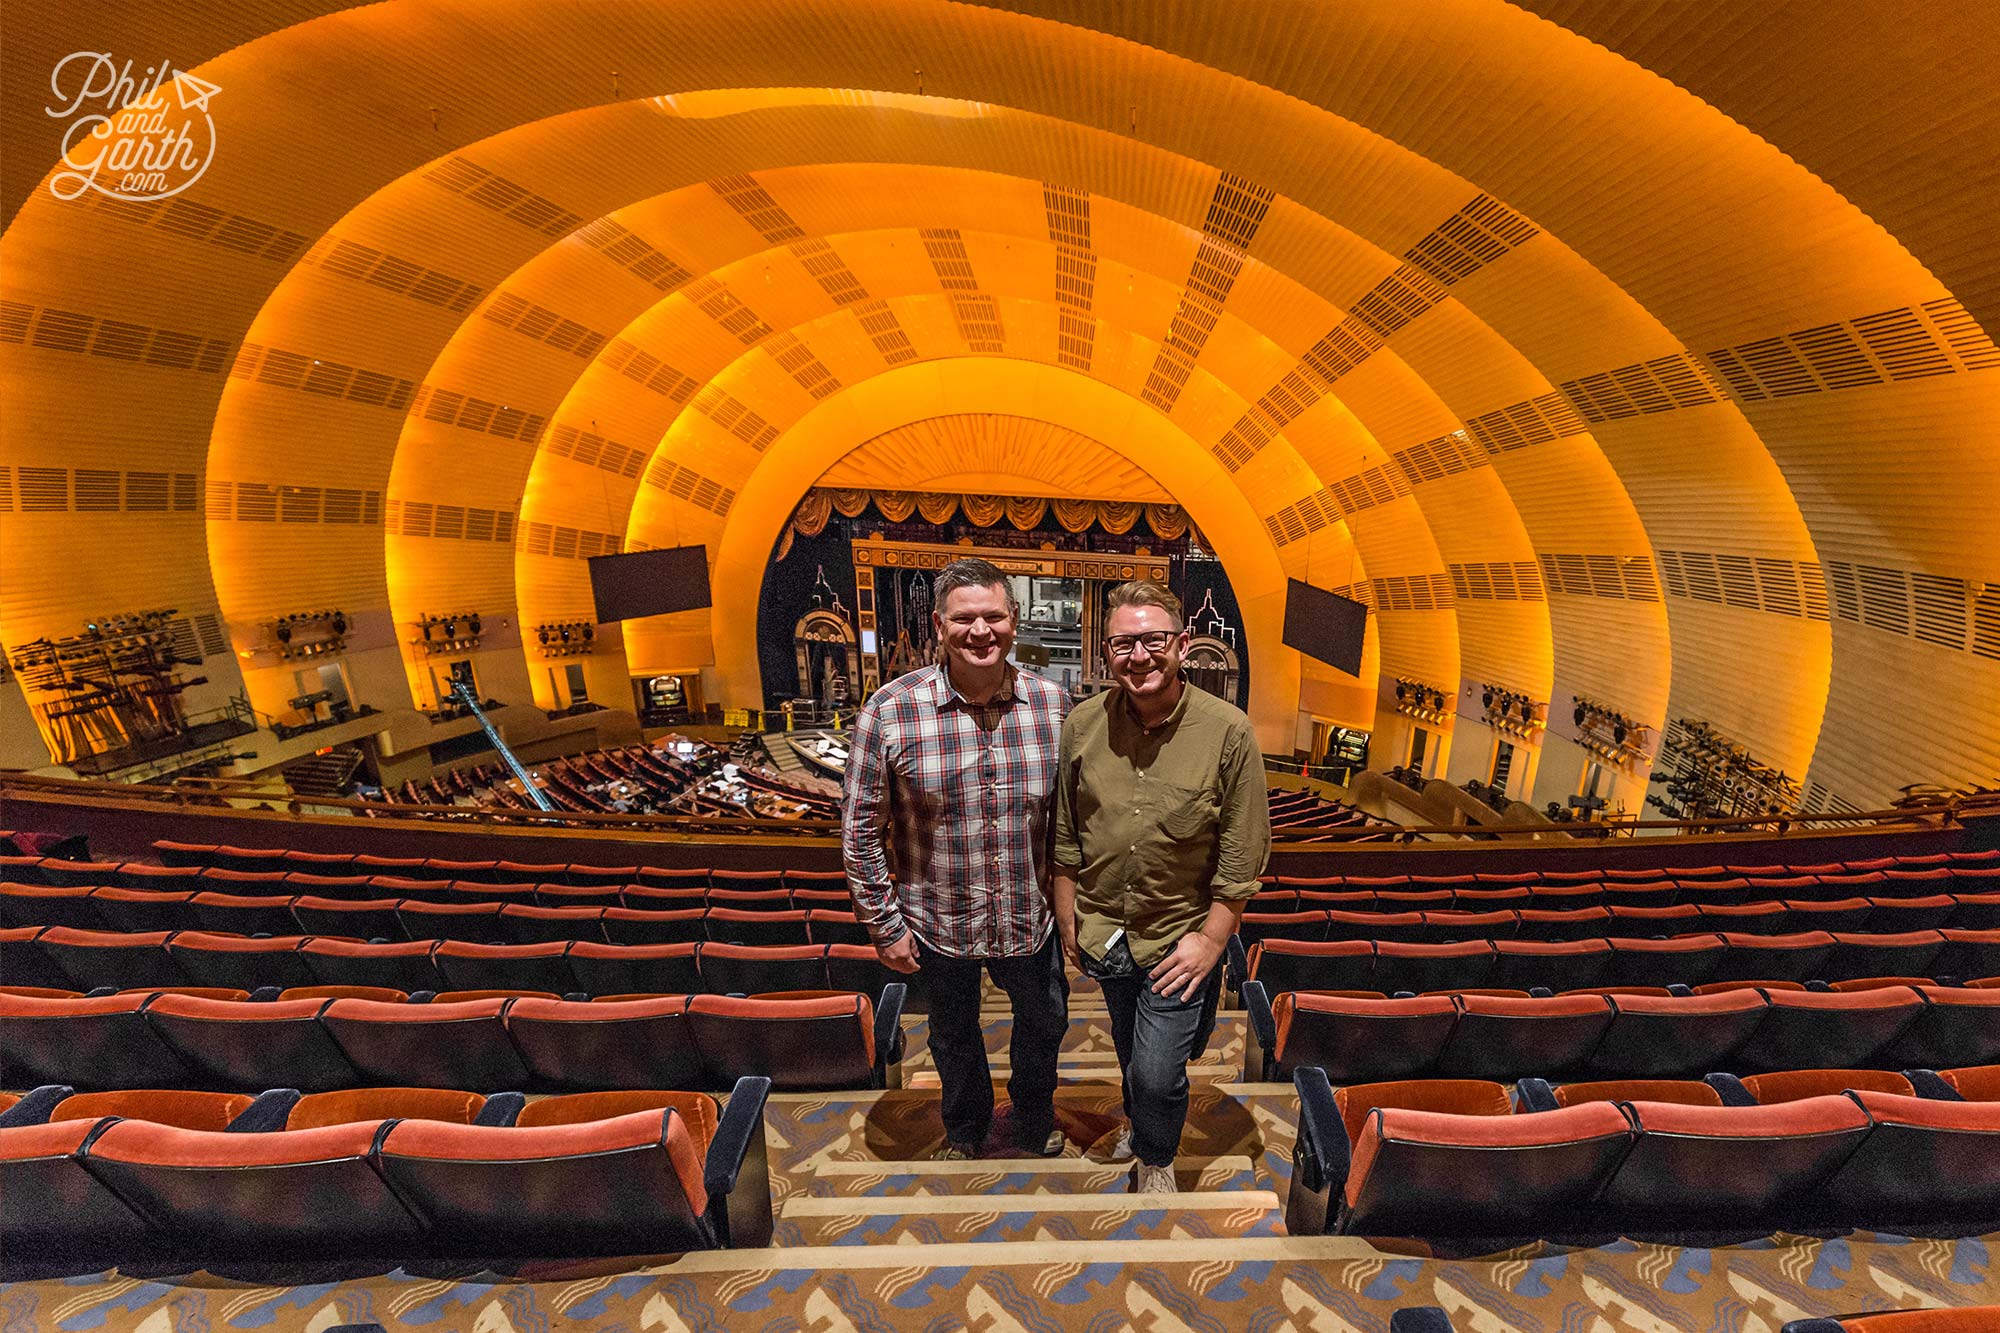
930,661,1019,709
1117,678,1191,735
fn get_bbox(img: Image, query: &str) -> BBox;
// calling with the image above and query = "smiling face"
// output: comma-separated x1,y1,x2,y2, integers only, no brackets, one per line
933,579,1017,678
1103,602,1189,704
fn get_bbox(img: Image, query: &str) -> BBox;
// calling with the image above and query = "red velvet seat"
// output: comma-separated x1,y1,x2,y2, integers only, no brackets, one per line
1825,1091,2000,1227
1886,986,2000,1067
805,909,871,946
1551,1078,1722,1108
1249,938,1376,993
1785,897,1874,935
1601,1095,1872,1227
1238,909,1332,947
1267,992,1457,1082
702,907,812,948
38,926,186,992
496,903,606,945
531,882,626,910
1860,894,1959,934
1516,906,1613,943
706,887,794,913
0,882,104,930
321,996,528,1090
51,1089,254,1131
1372,941,1496,994
166,931,318,991
144,993,358,1091
686,991,880,1090
1584,988,1769,1078
31,861,118,891
112,863,204,892
0,1118,150,1272
1420,910,1518,944
697,942,829,995
84,1118,421,1255
567,940,702,996
291,894,406,941
1434,993,1616,1079
300,937,442,992
0,991,191,1089
1707,931,1836,984
632,867,709,891
1934,928,2000,979
824,943,904,1001
396,898,508,943
709,869,786,895
186,890,300,937
432,940,579,995
601,905,708,946
0,926,71,990
566,863,640,888
1738,1069,1913,1102
506,995,704,1091
276,872,378,902
1491,939,1613,992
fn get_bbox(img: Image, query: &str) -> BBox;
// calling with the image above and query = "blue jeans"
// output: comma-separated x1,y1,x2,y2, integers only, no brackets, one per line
1096,946,1225,1167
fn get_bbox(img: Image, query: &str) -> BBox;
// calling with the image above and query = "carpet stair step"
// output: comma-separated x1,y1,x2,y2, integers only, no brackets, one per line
802,1153,1259,1197
776,1188,1284,1244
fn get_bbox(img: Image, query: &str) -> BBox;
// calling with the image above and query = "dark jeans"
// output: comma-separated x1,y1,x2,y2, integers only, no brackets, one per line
917,930,1069,1150
1097,952,1225,1167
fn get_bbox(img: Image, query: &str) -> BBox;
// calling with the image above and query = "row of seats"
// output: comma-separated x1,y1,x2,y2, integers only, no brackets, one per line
0,928,906,996
8,852,840,895
1514,1063,2000,1110
1255,858,2000,904
1241,982,2000,1082
0,1084,773,1275
1265,848,2000,887
0,987,904,1093
1240,895,2000,944
5,869,852,910
1239,930,2000,992
1,888,871,944
1285,1070,2000,1241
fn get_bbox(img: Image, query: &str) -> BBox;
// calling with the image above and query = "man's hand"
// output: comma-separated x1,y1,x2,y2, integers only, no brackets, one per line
877,932,921,974
1148,932,1224,1000
1057,918,1080,970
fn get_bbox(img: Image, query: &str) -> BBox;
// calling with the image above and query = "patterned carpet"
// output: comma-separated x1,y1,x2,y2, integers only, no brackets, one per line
5,1000,1998,1330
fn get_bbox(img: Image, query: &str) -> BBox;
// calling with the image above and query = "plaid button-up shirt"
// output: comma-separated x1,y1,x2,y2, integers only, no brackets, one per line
841,662,1069,957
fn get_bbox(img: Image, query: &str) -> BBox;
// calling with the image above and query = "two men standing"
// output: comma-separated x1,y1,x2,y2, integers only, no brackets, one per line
842,561,1269,1185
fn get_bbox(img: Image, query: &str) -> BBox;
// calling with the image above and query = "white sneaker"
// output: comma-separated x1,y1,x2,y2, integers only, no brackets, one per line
1134,1161,1178,1195
1089,1123,1135,1163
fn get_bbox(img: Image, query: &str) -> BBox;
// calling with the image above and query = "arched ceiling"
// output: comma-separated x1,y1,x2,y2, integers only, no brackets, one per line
1,0,1995,804
818,416,1173,500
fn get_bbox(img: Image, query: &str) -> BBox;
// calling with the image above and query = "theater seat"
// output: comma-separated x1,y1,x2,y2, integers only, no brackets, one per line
1737,1069,1913,1102
1939,1064,2000,1099
685,989,901,1091
0,992,191,1089
144,994,357,1092
1247,988,1456,1083
188,891,300,937
320,997,529,1091
567,941,702,996
300,938,441,993
280,1087,494,1130
38,927,185,992
166,932,318,991
48,1089,253,1131
432,940,579,994
1489,940,1612,992
1600,1096,1872,1229
601,906,708,946
1547,1079,1722,1109
83,1118,422,1256
702,907,812,948
1731,986,1927,1072
1248,939,1375,994
804,910,871,946
1372,941,1495,995
396,899,508,943
1584,989,1769,1078
1822,1091,2000,1230
698,942,829,995
495,905,604,946
506,996,705,1091
1822,931,1948,982
1433,993,1615,1079
1885,986,2000,1067
0,882,104,930
0,1118,151,1275
1707,932,1836,984
824,943,906,1004
291,895,405,941
1602,935,1727,989
87,887,197,933
1780,1309,2000,1333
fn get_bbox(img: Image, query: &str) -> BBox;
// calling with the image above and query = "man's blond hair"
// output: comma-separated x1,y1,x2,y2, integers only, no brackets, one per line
1104,580,1183,628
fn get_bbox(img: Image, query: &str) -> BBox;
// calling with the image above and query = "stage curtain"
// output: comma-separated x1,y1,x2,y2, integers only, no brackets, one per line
1052,498,1097,532
961,494,1006,527
1098,500,1140,534
874,491,916,522
792,490,833,536
1005,495,1047,529
1145,504,1188,539
830,489,873,518
916,492,958,524
774,525,796,562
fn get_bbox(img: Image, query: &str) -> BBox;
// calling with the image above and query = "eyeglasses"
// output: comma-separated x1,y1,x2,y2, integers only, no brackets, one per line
1106,631,1175,657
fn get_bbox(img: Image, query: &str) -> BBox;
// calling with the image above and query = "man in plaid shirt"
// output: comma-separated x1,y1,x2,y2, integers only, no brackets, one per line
843,557,1072,1159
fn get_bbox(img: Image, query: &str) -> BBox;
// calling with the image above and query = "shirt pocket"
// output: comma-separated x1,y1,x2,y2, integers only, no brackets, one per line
1152,780,1218,841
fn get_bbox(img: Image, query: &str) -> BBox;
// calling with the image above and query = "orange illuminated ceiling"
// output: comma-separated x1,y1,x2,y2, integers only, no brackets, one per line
0,1,1995,806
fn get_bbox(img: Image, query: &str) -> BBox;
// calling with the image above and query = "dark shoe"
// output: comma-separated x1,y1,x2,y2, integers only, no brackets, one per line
1017,1127,1066,1157
932,1140,980,1161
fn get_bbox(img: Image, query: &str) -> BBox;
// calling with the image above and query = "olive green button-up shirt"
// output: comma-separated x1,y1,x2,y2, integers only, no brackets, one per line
1052,682,1271,968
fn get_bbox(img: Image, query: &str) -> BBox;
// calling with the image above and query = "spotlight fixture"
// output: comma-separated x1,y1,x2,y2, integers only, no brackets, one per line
412,612,484,656
1569,694,1651,769
531,619,599,658
1392,676,1454,726
1478,683,1546,740
270,609,350,661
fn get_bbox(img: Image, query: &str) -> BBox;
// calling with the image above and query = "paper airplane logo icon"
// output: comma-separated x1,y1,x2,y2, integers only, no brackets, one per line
171,70,221,112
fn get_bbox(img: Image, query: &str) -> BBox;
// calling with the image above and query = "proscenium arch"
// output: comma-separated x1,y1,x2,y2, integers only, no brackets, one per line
637,356,1333,751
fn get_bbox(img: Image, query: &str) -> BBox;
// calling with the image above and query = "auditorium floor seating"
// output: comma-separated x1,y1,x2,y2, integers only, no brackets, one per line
5,821,1999,1327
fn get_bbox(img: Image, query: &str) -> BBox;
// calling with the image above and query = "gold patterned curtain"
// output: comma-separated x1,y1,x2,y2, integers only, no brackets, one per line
1098,500,1141,535
1145,504,1188,539
874,491,916,522
830,489,873,518
792,490,833,536
1005,495,1048,529
916,492,959,524
1051,498,1097,532
774,525,795,562
961,494,1006,527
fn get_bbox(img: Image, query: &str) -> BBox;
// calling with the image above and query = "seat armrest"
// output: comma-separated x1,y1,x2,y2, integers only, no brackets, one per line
1225,934,1250,994
1904,1068,1965,1101
475,1091,525,1126
1666,984,1694,997
1515,1077,1560,1113
873,982,908,1089
1389,1309,1458,1333
1704,1072,1757,1106
408,990,437,1004
1242,980,1277,1081
86,986,118,997
704,1075,774,1248
227,1088,302,1132
1527,987,1554,998
1285,1065,1348,1236
1775,1321,1845,1333
0,1084,74,1128
249,986,284,1003
562,991,589,1003
1803,980,1833,992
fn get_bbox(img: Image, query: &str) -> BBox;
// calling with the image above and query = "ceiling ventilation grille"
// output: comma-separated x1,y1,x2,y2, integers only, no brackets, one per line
598,340,698,402
5,301,232,374
1143,172,1272,413
572,217,694,293
1449,560,1546,603
385,499,514,544
518,520,622,560
314,237,484,313
709,174,807,243
1700,299,1995,402
0,467,201,515
789,237,867,306
543,424,648,480
400,383,545,446
1535,553,1661,602
764,331,842,400
689,384,781,450
1210,195,1535,472
422,156,582,238
641,458,736,517
1044,184,1096,371
62,189,310,266
853,299,918,365
681,276,774,346
479,290,608,360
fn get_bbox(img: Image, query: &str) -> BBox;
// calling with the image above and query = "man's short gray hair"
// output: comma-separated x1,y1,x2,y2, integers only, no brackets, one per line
933,557,1018,615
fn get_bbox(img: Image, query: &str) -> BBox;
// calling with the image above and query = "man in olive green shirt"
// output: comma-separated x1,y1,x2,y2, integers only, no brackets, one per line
1052,581,1271,1193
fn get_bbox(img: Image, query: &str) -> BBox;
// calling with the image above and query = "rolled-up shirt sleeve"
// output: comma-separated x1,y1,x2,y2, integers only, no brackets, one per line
1051,718,1081,871
841,698,905,946
1211,719,1271,900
